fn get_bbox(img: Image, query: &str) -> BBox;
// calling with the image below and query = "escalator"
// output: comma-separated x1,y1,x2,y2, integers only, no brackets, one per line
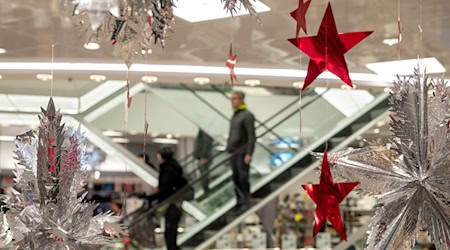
195,109,390,250
125,84,389,248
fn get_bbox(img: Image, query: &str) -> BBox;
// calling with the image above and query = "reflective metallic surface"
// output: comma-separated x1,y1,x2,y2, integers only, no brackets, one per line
331,69,450,250
0,98,125,249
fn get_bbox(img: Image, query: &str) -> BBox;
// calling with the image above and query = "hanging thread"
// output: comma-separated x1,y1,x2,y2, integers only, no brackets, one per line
50,43,55,97
397,0,402,59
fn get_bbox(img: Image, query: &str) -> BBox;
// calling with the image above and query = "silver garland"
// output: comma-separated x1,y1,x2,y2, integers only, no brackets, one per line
65,0,258,62
0,98,125,249
330,68,450,250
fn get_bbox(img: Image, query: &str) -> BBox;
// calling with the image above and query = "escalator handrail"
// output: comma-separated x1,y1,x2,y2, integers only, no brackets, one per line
126,88,330,227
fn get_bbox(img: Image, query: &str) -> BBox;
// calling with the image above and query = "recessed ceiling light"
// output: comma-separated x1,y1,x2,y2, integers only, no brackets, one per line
366,57,446,76
166,134,173,139
74,9,80,15
102,130,123,137
377,120,387,127
141,49,152,55
173,0,271,23
36,73,53,81
0,48,6,54
152,138,179,144
111,137,130,143
193,77,210,85
382,38,399,46
89,74,107,82
373,128,380,134
141,75,158,83
244,79,261,87
293,81,304,89
83,42,100,50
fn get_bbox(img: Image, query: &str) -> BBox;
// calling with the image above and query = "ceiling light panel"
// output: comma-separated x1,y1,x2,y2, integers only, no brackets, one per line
173,0,271,23
0,48,6,54
366,57,446,76
0,62,395,84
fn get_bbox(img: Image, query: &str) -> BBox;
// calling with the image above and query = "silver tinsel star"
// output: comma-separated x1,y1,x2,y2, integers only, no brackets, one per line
0,98,125,249
331,68,450,250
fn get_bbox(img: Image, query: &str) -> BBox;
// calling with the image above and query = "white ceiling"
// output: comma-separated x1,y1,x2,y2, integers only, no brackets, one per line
0,0,449,95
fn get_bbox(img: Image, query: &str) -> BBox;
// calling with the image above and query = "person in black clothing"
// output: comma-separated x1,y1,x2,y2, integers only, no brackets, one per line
226,90,256,212
155,147,183,250
193,129,214,194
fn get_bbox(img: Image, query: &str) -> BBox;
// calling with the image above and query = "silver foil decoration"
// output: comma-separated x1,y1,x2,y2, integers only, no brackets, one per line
330,68,450,250
65,0,258,62
0,98,125,249
222,0,258,16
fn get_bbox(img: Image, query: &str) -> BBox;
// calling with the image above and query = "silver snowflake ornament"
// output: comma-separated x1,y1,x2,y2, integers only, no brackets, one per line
330,68,450,250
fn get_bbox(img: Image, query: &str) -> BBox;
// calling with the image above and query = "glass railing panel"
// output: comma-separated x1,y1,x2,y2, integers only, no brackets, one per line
257,92,318,132
148,85,230,139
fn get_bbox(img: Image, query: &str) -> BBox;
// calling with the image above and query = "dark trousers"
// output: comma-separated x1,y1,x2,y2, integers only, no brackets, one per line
200,160,211,193
230,153,250,208
164,204,181,250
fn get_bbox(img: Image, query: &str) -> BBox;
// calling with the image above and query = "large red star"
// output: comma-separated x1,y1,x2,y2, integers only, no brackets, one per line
302,150,358,240
290,0,312,37
288,3,373,90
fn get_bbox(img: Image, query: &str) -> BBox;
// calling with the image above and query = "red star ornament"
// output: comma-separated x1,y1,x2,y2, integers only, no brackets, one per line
288,3,373,91
290,0,312,37
225,43,238,84
302,150,358,240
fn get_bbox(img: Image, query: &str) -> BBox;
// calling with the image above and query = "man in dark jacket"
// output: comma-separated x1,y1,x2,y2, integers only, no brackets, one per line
155,147,184,250
193,129,214,194
226,90,256,211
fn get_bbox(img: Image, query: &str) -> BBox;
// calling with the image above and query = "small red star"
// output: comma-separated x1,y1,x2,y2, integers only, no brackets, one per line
225,43,238,84
302,150,358,240
290,0,312,37
288,3,373,90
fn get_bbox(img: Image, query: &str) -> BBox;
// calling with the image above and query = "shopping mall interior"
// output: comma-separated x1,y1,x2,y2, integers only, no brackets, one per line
0,1,448,250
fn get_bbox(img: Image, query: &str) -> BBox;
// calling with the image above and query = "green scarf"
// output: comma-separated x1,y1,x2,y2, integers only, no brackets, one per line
233,104,247,112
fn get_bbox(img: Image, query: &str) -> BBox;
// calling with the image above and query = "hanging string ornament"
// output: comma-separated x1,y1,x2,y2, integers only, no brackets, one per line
330,68,450,249
0,98,126,249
